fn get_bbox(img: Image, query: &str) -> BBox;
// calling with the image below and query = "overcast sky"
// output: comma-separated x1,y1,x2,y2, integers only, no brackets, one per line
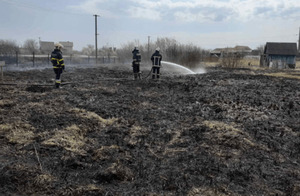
1,0,300,51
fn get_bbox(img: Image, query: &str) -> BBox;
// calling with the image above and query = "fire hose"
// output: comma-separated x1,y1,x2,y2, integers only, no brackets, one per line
143,67,153,79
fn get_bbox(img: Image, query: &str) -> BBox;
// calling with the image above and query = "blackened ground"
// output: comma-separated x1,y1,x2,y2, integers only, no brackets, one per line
1,64,300,195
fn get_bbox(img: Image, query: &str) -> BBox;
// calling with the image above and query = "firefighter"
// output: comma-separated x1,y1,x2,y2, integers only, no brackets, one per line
132,47,141,80
151,47,162,79
51,43,65,88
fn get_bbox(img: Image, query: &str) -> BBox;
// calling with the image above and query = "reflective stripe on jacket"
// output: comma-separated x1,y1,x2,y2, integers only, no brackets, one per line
51,49,65,69
132,49,141,63
151,51,162,67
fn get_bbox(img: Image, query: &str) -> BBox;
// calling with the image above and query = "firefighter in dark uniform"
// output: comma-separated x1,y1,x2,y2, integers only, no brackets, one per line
51,43,65,88
151,47,162,79
132,47,141,80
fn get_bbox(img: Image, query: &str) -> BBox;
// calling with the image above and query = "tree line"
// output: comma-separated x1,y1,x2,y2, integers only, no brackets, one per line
0,37,261,68
0,39,41,56
0,38,210,68
116,37,210,69
0,39,115,56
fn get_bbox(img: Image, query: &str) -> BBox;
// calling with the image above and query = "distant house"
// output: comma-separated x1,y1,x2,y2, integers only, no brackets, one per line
39,41,73,54
40,41,54,54
59,41,73,54
234,46,252,54
250,49,262,56
210,45,252,57
260,42,298,68
210,48,223,57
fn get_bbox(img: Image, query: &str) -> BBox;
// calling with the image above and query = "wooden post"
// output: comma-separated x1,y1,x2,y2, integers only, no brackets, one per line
33,52,35,67
0,61,5,82
16,51,19,66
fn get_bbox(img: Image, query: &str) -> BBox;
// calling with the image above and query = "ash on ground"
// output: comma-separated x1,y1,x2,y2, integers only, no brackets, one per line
1,65,300,195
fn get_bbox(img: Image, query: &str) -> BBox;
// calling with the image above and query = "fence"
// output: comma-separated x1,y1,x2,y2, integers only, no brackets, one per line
0,54,119,66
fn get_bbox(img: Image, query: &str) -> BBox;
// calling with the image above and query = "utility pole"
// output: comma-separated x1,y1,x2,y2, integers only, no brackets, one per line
94,14,99,64
148,36,150,58
298,27,300,53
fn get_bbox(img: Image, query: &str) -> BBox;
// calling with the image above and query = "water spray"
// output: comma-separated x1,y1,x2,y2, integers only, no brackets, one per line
161,61,196,74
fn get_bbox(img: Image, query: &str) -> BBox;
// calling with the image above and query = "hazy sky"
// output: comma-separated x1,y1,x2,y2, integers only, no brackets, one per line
1,0,300,51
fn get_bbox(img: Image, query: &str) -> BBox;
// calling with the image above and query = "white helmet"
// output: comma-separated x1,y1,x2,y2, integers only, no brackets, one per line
156,47,160,51
54,43,64,49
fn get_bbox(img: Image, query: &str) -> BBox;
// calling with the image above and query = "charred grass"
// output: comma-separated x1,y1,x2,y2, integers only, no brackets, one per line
1,66,300,195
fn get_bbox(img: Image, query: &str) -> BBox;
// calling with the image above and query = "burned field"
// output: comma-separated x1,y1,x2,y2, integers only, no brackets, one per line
1,65,300,195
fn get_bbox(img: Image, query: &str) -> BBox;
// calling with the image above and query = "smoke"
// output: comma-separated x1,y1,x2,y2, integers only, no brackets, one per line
3,63,99,72
4,64,49,72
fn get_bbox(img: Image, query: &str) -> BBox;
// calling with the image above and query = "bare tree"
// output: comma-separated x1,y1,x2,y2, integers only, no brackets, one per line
116,37,210,67
256,44,265,54
81,44,95,56
117,42,137,63
23,39,39,66
0,40,19,55
221,49,243,68
23,39,39,55
178,44,204,69
155,37,177,53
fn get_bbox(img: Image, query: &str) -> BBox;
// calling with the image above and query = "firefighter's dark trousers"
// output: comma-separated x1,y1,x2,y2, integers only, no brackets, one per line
133,63,140,80
53,68,63,88
152,66,160,79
